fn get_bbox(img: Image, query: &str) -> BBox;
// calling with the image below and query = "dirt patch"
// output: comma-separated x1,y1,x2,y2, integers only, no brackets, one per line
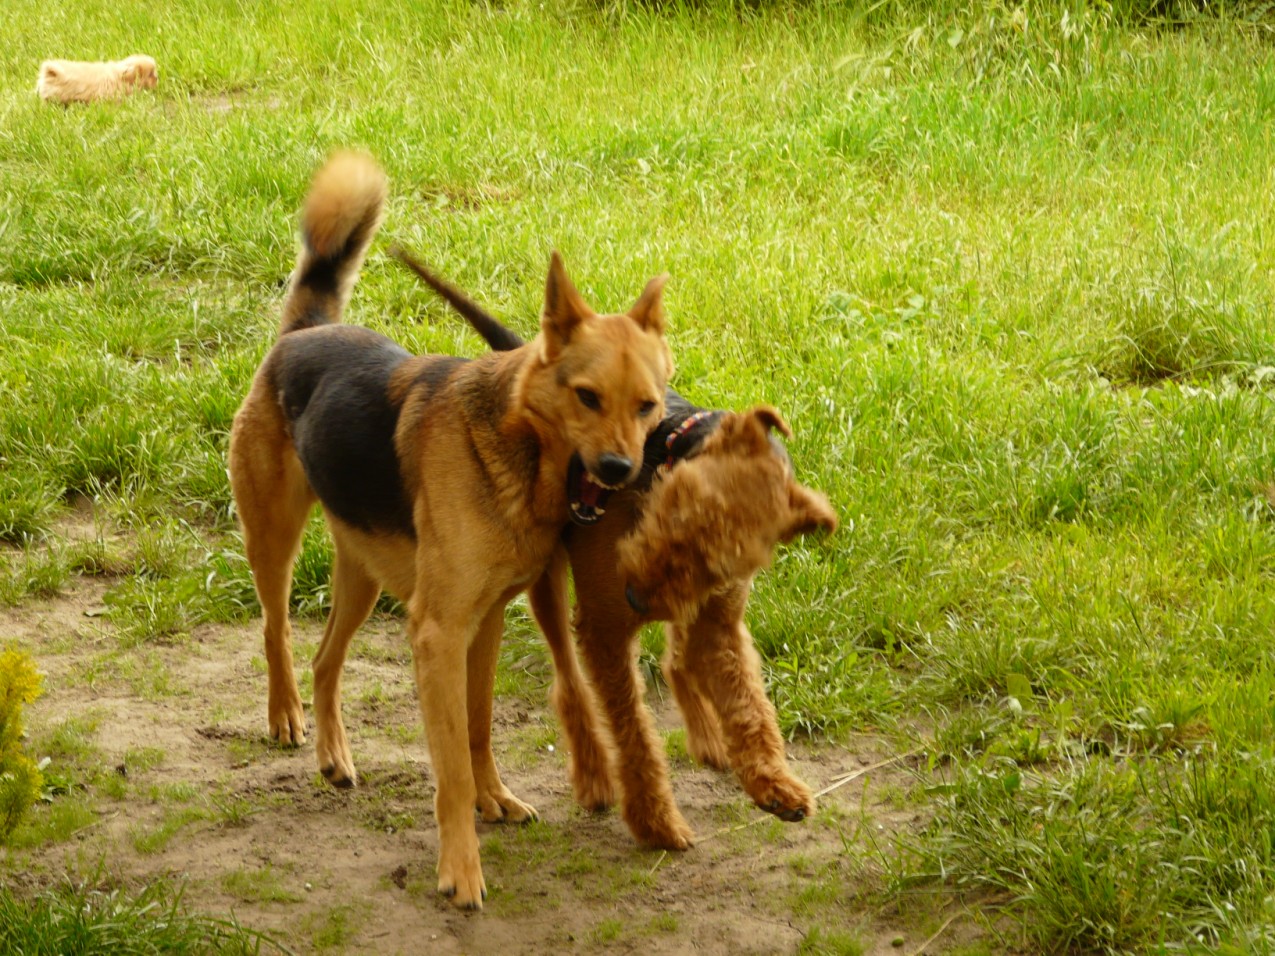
8,577,965,955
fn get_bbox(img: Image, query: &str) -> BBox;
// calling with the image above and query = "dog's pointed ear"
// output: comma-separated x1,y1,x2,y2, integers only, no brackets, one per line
43,64,60,78
540,251,594,360
628,273,669,334
781,484,838,542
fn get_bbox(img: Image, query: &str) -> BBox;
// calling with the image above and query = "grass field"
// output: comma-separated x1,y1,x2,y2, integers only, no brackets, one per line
5,0,1275,951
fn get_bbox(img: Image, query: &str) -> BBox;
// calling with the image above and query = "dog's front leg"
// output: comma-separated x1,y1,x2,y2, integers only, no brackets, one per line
410,605,485,909
682,590,814,824
661,622,730,770
570,512,693,849
468,602,538,823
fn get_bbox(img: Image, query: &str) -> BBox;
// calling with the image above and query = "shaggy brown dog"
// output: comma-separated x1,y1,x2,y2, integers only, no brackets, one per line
616,406,837,821
229,153,672,909
392,249,836,846
37,55,158,104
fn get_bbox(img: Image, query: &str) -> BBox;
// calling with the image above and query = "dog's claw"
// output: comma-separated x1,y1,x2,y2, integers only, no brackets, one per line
321,765,356,789
476,786,537,824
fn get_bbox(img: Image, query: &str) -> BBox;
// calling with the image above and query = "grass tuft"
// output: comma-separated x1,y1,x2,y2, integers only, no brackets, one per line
0,880,291,955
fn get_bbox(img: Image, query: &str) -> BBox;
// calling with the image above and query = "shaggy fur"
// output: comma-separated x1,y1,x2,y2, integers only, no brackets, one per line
615,407,837,822
229,153,672,909
618,406,837,625
37,55,158,104
392,250,838,845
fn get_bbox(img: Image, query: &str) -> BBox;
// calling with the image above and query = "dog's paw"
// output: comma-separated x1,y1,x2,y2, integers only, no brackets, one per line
476,785,538,824
437,849,486,910
749,773,815,823
571,764,617,813
268,698,306,747
316,739,357,789
568,744,617,812
624,799,695,850
314,724,357,790
686,727,730,771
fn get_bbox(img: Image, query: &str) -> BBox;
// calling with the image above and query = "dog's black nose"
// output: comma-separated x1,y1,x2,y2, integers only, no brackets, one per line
625,584,649,616
594,453,633,487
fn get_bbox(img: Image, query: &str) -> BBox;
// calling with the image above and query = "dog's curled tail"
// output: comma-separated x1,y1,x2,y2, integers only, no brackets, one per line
279,151,387,336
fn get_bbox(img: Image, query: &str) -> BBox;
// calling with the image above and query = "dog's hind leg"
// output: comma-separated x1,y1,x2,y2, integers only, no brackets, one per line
468,601,538,824
530,546,616,811
311,534,381,789
229,398,315,746
680,585,815,823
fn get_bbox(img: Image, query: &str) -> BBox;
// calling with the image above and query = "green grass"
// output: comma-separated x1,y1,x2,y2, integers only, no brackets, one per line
302,904,364,952
5,0,1275,949
797,926,866,956
0,880,289,955
222,866,303,905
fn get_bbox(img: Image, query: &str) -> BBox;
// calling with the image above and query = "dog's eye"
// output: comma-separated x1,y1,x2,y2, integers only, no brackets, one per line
576,388,601,411
638,401,657,418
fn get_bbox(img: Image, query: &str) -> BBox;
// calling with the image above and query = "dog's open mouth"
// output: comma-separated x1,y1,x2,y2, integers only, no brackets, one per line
567,454,617,526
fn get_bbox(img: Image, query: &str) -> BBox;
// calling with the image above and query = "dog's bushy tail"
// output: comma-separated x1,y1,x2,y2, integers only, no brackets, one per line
279,151,387,336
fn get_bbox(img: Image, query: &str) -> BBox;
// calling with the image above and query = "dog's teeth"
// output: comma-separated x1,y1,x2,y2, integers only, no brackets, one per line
595,507,605,516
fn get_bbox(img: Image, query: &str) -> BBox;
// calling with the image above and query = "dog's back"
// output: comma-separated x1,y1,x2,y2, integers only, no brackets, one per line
37,55,157,104
256,153,471,539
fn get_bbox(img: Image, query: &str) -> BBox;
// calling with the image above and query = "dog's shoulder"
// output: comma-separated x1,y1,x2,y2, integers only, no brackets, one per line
388,352,470,410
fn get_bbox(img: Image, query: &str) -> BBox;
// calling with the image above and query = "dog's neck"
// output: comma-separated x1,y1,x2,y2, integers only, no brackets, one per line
505,349,580,525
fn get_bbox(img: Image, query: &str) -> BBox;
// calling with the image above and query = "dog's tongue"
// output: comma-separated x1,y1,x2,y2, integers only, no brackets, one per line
578,474,604,509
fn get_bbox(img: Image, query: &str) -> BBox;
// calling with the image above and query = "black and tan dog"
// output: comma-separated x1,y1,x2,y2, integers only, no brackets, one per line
393,250,835,850
229,152,673,909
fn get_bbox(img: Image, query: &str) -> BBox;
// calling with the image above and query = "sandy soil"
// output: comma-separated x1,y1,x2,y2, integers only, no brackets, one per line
8,567,977,956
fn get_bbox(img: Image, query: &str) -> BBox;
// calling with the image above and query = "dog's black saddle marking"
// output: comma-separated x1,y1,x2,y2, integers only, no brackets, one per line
273,328,466,538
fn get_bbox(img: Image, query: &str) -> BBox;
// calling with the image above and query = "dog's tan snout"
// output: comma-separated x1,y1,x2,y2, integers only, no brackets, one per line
593,453,636,487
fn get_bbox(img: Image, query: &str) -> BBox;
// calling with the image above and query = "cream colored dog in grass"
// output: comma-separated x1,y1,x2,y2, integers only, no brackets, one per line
37,55,158,104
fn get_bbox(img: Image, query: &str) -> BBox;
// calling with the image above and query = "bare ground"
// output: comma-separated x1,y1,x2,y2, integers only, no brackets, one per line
6,567,980,955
